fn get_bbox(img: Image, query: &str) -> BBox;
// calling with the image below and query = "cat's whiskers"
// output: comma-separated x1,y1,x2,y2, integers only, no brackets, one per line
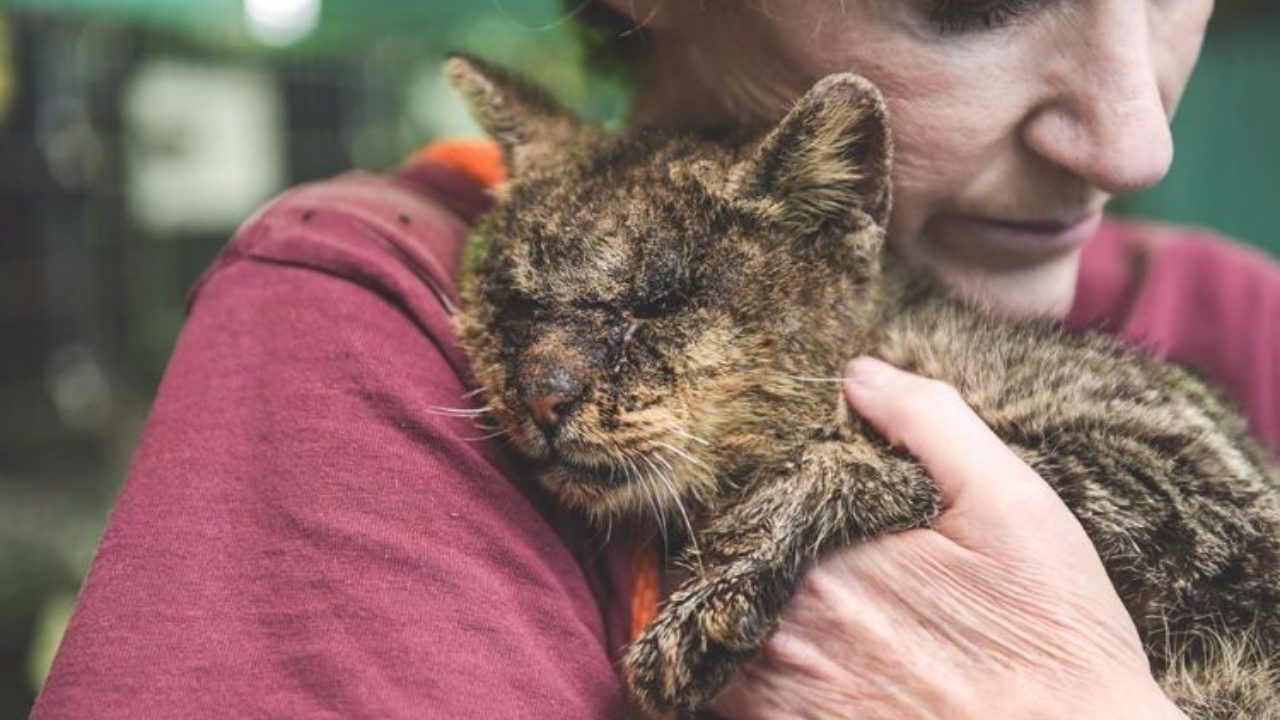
656,440,718,505
671,426,711,447
612,439,706,573
426,404,495,417
617,451,656,535
647,489,671,552
771,374,846,384
619,445,685,554
427,402,513,444
651,451,675,475
657,440,712,474
638,452,672,548
458,428,509,443
424,404,499,438
651,448,705,576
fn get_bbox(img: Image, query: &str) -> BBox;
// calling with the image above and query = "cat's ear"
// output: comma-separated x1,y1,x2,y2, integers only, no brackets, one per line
737,73,892,234
444,54,579,177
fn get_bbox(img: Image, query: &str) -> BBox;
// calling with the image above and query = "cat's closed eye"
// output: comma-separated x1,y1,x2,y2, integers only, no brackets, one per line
632,289,690,319
495,296,543,323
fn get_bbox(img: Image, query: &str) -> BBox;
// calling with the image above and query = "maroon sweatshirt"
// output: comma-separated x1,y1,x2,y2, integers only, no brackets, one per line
32,159,1280,719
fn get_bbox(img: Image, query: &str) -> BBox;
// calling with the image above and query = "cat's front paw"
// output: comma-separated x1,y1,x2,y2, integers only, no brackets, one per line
625,571,775,713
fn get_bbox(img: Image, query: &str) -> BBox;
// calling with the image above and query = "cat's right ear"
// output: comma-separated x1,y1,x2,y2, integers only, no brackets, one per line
735,73,892,235
444,54,578,177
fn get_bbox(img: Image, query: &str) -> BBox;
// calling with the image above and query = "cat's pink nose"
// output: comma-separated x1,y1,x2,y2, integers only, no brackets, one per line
524,393,576,434
518,355,588,439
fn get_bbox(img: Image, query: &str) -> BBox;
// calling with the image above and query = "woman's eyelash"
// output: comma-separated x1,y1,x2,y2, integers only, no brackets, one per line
930,0,1035,35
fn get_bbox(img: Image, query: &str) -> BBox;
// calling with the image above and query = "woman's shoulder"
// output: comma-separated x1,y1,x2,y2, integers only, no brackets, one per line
197,141,502,333
1069,217,1280,454
33,143,638,719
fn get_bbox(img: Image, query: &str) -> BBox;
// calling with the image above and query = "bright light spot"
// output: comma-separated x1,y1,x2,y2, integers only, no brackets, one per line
244,0,321,46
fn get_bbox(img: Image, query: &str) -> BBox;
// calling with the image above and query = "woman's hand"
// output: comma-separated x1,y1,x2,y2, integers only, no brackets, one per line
713,357,1186,720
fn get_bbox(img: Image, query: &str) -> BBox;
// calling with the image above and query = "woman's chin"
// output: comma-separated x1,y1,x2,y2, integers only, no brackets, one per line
930,249,1083,321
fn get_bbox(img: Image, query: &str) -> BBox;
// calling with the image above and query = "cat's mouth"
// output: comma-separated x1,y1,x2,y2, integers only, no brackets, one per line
543,445,690,503
548,451,636,488
541,448,703,526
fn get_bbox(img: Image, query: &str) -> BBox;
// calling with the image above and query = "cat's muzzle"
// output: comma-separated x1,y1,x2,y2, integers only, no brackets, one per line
516,346,591,443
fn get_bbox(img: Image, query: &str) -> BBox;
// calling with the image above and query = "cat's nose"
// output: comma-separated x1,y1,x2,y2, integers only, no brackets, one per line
523,392,578,435
520,366,587,437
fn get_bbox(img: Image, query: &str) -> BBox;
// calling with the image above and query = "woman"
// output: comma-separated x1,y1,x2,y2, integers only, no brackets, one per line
588,1,1277,717
34,0,1279,717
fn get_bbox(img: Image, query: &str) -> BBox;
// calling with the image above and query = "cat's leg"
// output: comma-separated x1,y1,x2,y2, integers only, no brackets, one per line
1157,632,1280,720
625,438,939,713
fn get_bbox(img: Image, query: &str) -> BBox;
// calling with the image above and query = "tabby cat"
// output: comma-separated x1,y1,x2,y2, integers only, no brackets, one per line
446,55,1280,717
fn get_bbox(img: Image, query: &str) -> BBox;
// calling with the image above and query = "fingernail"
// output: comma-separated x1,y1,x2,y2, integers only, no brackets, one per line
845,356,892,391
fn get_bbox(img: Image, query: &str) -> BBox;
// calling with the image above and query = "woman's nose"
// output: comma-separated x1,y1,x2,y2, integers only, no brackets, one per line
1021,4,1175,196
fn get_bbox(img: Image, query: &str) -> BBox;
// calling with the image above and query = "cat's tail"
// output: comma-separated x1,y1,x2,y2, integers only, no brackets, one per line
1157,630,1280,720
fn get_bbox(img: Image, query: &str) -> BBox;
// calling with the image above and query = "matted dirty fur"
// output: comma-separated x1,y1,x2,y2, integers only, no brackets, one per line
446,55,1280,717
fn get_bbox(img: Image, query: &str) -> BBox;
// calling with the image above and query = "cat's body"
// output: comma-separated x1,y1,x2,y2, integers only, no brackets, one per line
446,56,1280,717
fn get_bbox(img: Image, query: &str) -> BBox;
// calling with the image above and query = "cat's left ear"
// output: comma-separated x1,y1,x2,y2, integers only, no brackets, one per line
445,54,579,177
737,73,892,234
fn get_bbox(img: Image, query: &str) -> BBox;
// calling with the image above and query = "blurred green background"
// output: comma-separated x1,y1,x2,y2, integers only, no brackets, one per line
0,1,1276,717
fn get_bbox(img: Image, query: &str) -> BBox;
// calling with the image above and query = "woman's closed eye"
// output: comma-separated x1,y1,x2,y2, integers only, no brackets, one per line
928,0,1036,35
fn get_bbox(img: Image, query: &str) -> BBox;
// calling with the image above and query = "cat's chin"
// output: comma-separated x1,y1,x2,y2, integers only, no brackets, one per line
540,455,692,526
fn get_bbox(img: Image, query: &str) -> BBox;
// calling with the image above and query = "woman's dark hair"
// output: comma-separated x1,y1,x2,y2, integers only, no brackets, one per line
564,0,653,87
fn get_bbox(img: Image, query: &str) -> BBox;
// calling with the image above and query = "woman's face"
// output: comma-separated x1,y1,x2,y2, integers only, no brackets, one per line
608,0,1214,317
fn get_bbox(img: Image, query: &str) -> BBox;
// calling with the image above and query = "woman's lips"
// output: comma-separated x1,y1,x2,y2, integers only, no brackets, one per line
927,211,1104,269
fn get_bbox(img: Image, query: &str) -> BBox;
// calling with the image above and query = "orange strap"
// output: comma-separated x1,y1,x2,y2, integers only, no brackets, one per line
630,538,662,641
411,138,507,189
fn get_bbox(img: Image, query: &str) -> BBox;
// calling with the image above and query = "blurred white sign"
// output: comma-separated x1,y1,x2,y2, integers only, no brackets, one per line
124,60,284,237
244,0,322,46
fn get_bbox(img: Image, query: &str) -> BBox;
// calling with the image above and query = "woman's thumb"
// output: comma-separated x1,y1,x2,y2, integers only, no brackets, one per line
842,356,1067,543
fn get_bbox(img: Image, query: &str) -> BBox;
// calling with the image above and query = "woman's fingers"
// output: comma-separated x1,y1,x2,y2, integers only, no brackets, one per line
709,357,1171,719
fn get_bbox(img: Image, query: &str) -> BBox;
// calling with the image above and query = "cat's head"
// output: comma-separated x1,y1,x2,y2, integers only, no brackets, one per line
447,55,892,523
